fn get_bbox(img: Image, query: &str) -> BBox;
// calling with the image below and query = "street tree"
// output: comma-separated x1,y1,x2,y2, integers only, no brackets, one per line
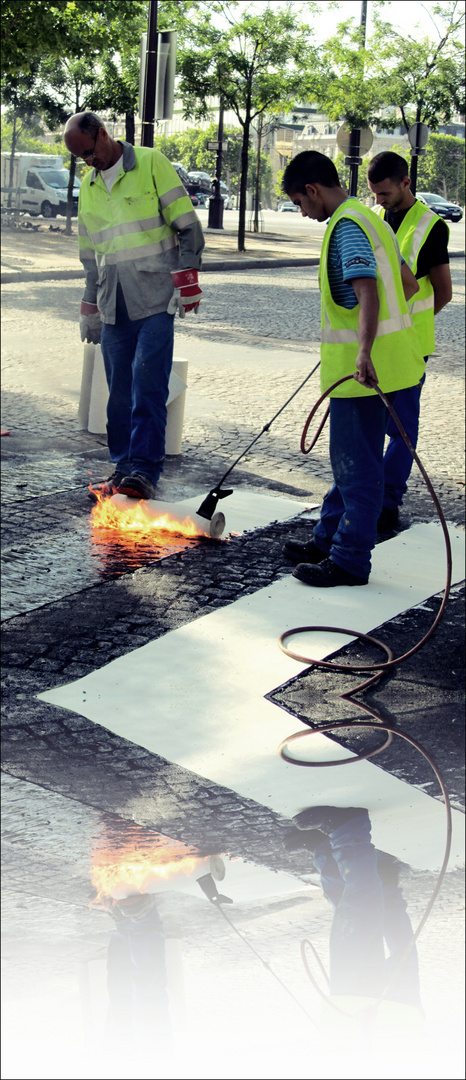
308,16,386,130
177,2,319,250
370,1,465,133
1,65,67,205
417,133,465,203
0,1,142,75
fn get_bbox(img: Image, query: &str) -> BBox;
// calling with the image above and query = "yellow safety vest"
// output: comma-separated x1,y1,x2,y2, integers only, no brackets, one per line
319,198,425,398
374,200,448,357
77,144,202,321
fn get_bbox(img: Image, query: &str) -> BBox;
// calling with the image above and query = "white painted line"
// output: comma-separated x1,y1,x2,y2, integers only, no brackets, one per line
39,519,465,871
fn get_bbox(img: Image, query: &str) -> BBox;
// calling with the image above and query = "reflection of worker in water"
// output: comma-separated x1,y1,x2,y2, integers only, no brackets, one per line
285,805,422,1011
106,893,171,1049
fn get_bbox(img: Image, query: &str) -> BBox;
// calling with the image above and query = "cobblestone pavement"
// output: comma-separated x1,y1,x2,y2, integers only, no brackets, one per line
1,239,464,1079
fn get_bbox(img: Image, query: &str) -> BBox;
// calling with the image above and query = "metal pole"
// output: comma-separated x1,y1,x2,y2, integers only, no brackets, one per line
410,150,419,197
349,130,361,196
141,1,158,148
208,99,224,229
348,1,368,198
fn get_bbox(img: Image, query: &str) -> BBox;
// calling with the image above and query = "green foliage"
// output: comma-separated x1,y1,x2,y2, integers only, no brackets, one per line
309,20,387,129
1,1,146,76
274,168,285,199
177,3,319,248
417,133,465,202
312,3,465,137
1,117,56,155
370,3,465,131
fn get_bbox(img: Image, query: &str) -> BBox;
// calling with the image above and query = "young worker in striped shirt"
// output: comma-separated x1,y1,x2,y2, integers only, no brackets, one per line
281,151,423,587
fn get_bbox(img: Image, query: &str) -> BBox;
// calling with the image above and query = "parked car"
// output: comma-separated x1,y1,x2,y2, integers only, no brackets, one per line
277,200,298,212
187,170,212,195
194,191,209,207
416,192,463,222
170,162,204,200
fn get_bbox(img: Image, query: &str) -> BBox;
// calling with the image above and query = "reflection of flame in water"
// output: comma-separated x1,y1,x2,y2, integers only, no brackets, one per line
90,489,204,539
91,831,206,904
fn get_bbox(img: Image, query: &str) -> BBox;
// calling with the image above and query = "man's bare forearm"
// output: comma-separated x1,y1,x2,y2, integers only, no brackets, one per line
352,277,380,387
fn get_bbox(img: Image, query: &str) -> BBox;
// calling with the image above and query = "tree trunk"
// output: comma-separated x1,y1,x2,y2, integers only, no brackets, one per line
64,153,77,235
253,116,262,234
238,118,250,252
125,111,135,144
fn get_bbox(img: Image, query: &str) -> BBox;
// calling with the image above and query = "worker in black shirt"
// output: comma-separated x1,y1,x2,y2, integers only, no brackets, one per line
368,152,452,530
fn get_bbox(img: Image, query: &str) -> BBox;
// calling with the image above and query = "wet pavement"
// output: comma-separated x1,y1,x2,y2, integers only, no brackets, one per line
1,223,465,1080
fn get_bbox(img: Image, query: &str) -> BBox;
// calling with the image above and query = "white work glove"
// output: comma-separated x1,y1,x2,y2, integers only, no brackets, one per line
167,268,202,319
80,301,102,344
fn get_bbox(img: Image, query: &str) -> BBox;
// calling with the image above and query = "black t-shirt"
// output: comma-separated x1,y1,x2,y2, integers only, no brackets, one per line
384,206,449,279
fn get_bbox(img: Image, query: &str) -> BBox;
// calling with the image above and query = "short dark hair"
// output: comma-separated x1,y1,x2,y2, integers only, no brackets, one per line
74,111,106,138
368,152,410,185
283,151,340,195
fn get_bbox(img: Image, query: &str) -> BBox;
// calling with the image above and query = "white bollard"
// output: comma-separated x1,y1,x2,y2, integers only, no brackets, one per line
77,343,108,435
166,358,188,455
78,348,188,453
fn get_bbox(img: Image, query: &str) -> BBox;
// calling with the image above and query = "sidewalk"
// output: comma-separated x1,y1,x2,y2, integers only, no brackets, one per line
0,221,322,282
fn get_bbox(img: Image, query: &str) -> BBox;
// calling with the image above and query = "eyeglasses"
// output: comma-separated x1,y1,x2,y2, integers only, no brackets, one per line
79,131,99,162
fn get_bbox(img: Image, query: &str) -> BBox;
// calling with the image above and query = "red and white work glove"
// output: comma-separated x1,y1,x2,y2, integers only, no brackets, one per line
167,268,202,319
80,301,102,344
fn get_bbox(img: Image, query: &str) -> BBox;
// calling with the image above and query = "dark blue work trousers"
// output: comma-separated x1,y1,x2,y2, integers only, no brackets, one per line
313,812,421,1008
101,284,175,485
313,393,395,579
383,363,427,510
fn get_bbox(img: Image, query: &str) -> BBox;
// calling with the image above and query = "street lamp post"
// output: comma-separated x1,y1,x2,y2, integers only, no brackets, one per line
141,1,158,148
208,99,225,230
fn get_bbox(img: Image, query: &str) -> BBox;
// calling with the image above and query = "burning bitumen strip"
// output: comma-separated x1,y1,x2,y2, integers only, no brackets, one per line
90,490,225,541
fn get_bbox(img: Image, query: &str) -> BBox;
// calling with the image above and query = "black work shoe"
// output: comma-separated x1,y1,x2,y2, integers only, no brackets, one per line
117,473,158,500
282,537,327,564
293,806,366,834
88,470,124,501
292,558,368,587
377,506,399,532
283,828,327,853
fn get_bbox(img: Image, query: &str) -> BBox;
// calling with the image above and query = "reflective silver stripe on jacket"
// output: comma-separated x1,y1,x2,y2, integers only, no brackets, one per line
409,294,435,314
348,209,401,320
159,185,190,209
86,215,165,245
169,209,199,230
322,312,413,344
405,210,436,269
96,234,178,267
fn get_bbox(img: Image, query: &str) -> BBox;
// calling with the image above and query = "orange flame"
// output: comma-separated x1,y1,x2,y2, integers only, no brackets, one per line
89,488,203,538
91,835,207,904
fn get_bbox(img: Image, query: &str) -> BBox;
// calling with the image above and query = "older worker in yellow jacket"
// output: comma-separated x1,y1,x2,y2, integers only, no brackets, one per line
64,112,204,502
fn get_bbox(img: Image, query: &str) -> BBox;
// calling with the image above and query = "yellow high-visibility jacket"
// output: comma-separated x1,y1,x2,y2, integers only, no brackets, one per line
78,142,204,323
374,200,449,357
319,198,425,397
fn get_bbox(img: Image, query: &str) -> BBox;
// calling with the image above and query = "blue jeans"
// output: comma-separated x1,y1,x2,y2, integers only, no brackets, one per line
383,363,427,510
313,812,421,1007
313,394,394,579
101,284,175,485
